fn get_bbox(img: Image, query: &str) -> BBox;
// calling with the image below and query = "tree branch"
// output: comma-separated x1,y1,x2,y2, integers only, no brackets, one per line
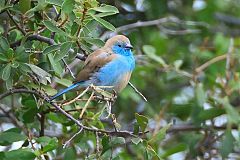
0,88,147,138
6,10,26,35
167,124,238,133
101,16,208,40
10,34,55,48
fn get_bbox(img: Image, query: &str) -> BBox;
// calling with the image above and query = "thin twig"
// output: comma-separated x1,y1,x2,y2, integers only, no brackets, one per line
6,10,26,35
96,132,100,158
62,86,90,106
128,82,147,102
50,7,62,39
225,38,234,84
195,55,227,73
166,124,238,133
76,3,87,37
0,104,28,134
158,25,201,35
79,91,94,118
101,16,208,40
63,128,83,148
39,112,45,137
61,58,76,79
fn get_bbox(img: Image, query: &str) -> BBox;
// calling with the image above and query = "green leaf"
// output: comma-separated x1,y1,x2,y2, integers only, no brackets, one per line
47,112,67,123
146,145,162,160
62,0,75,14
131,137,143,145
71,22,78,35
26,64,51,83
6,76,13,90
55,42,72,61
48,53,62,76
0,36,10,51
216,97,240,124
64,147,76,160
43,44,60,54
101,135,110,155
36,136,52,144
135,113,148,132
214,33,230,53
43,20,64,34
0,152,5,160
0,4,11,13
220,130,234,158
42,85,57,95
161,143,187,158
95,12,119,18
21,99,38,123
196,83,205,106
54,77,72,87
82,37,105,47
4,128,22,133
90,14,115,31
0,131,27,146
46,0,63,6
0,53,8,62
133,122,140,134
199,108,225,120
143,45,167,67
37,137,58,153
110,137,125,146
173,59,183,70
19,0,31,13
11,61,19,68
4,149,36,160
92,5,119,14
2,64,11,81
148,123,172,144
6,48,14,59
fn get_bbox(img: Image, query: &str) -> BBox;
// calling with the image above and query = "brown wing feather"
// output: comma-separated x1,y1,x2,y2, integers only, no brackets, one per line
75,49,117,82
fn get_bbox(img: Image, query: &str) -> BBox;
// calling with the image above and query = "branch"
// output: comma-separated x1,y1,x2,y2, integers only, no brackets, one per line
6,10,26,35
61,58,76,79
128,82,147,102
225,38,234,85
195,38,234,74
167,124,238,133
10,34,55,48
0,104,28,134
0,88,147,138
195,55,227,73
215,12,240,26
101,16,208,40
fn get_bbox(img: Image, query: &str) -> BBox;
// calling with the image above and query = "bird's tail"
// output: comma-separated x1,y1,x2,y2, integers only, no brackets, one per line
50,82,83,101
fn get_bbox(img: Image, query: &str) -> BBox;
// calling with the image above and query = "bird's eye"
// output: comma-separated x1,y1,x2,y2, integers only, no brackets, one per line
118,44,121,47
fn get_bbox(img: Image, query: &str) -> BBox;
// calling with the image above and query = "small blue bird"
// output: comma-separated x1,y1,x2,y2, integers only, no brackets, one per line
50,35,135,101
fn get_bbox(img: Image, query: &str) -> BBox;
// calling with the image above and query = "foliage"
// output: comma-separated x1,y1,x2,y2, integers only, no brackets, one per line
0,0,240,159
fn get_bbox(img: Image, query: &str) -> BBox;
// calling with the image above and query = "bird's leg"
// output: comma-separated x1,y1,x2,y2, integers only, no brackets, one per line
112,89,118,102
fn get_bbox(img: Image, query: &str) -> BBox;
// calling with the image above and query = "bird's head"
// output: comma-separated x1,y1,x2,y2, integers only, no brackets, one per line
104,35,133,56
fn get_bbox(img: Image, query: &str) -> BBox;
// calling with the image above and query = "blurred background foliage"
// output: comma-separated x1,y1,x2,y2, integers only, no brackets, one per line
0,0,240,159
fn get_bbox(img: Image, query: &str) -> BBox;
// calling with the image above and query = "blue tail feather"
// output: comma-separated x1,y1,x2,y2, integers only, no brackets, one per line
50,82,83,101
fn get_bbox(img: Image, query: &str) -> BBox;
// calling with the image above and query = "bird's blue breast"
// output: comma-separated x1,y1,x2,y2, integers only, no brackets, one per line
87,53,135,91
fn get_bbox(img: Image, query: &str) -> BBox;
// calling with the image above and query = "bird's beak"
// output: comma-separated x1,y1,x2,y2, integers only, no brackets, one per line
125,44,133,49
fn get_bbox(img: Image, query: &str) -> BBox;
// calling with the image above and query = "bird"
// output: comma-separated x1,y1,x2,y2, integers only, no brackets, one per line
49,35,135,101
